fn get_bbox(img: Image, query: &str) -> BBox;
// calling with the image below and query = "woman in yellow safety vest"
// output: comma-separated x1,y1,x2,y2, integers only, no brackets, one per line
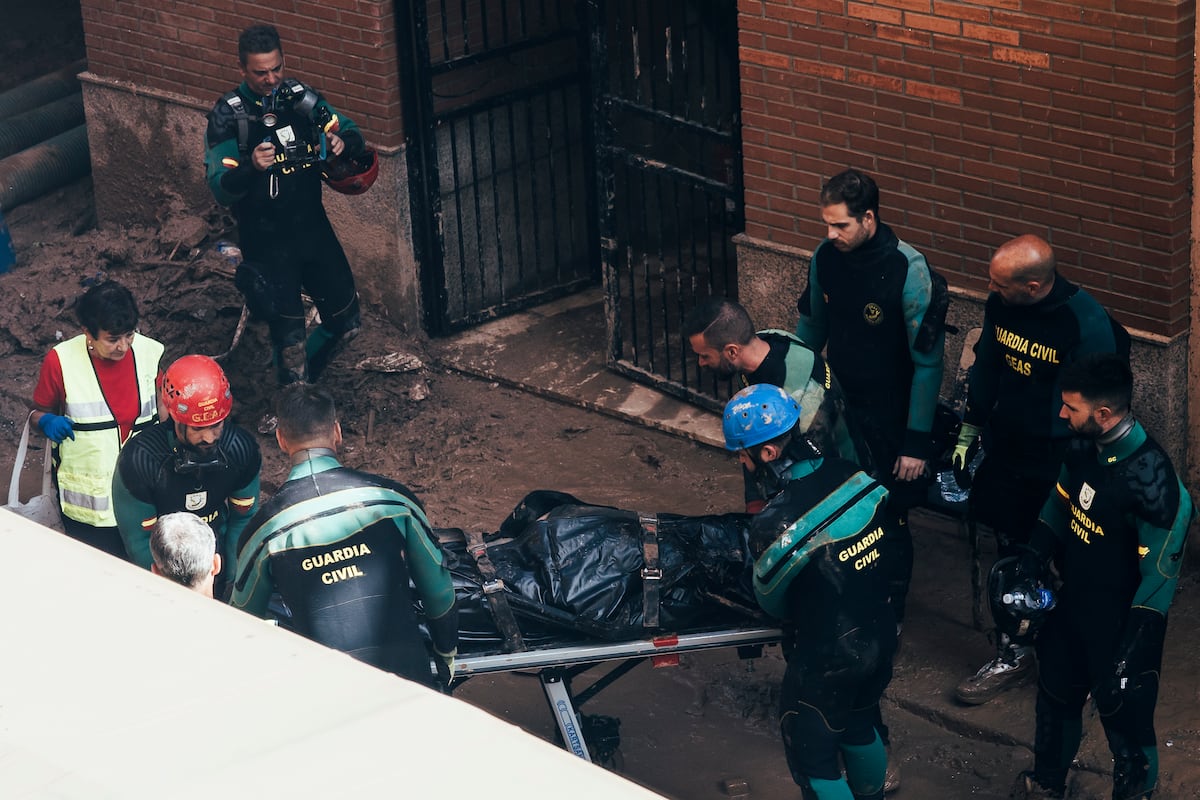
30,280,164,558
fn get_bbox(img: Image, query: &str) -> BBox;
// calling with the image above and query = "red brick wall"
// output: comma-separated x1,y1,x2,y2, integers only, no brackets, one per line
79,0,405,148
737,0,1195,337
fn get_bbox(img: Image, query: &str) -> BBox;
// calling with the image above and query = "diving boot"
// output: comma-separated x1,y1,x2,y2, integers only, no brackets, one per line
955,647,1034,705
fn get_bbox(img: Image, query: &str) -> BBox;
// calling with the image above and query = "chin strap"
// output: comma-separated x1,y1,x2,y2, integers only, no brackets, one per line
753,436,823,498
172,445,230,475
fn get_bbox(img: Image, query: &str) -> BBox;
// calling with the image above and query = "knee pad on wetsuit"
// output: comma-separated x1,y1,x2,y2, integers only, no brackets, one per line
781,704,843,787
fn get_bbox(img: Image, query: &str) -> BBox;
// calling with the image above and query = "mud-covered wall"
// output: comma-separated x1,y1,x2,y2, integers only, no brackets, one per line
79,77,211,222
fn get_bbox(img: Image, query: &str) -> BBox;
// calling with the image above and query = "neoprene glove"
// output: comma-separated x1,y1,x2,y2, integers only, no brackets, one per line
1097,607,1166,713
1012,544,1047,586
952,422,982,488
37,413,75,443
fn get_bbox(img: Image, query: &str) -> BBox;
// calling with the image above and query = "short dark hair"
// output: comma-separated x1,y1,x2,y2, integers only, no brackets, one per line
275,383,337,441
1059,353,1132,415
238,24,282,65
820,169,880,220
77,280,138,338
682,298,755,349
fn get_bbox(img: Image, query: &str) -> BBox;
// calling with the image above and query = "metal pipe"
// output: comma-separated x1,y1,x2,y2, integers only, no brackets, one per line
0,61,85,119
0,94,85,161
0,125,91,212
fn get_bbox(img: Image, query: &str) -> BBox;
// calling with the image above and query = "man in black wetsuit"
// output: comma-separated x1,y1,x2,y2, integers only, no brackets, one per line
953,234,1129,705
232,384,457,688
793,170,946,793
795,168,946,517
684,297,866,508
723,383,897,800
204,24,374,390
113,355,260,600
1010,354,1193,800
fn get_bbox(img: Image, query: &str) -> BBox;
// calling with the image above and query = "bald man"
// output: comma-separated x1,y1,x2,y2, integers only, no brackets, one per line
953,234,1129,705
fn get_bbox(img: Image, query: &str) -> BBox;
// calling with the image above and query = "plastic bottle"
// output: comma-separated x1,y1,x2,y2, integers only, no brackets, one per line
1002,587,1056,612
215,240,242,266
935,469,969,504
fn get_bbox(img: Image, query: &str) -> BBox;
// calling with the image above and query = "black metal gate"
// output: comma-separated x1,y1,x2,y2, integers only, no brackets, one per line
590,0,743,410
400,0,598,335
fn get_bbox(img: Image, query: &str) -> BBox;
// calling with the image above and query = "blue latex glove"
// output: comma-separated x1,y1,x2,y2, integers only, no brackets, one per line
37,413,75,443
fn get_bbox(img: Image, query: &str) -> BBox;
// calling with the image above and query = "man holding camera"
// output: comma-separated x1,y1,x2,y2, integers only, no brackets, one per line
204,23,373,391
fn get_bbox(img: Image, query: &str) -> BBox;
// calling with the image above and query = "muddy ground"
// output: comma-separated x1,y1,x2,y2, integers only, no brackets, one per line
3,12,1200,795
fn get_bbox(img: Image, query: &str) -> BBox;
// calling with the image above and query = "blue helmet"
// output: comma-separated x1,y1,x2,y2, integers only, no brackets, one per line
722,384,801,451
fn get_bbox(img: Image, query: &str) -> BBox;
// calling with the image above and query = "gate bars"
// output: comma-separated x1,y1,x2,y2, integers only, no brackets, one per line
400,0,743,414
400,0,600,335
592,0,743,411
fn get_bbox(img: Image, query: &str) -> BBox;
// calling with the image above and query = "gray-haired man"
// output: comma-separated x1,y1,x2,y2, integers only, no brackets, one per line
151,512,222,598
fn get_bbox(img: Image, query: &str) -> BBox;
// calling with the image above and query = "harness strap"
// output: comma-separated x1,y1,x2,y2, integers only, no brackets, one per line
639,512,663,628
223,92,250,156
463,529,526,653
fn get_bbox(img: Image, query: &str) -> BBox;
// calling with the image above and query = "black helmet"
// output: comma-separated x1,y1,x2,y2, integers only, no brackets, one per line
987,556,1056,640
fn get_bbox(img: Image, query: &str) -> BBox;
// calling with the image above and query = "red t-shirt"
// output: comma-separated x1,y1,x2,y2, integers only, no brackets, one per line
33,345,152,444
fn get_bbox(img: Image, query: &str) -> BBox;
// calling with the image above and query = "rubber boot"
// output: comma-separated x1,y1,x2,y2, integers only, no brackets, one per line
1111,742,1154,800
276,339,308,385
306,324,359,381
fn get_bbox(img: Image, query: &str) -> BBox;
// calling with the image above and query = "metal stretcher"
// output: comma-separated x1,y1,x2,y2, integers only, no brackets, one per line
452,625,783,763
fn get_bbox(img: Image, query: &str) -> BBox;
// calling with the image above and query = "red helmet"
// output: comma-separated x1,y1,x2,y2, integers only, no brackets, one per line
322,148,378,195
161,355,232,427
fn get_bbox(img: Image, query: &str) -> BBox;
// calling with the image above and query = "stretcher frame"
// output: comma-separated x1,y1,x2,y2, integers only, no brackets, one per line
453,626,783,762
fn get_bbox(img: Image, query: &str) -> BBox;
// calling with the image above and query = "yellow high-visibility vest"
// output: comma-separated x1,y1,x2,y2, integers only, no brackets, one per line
54,334,164,527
